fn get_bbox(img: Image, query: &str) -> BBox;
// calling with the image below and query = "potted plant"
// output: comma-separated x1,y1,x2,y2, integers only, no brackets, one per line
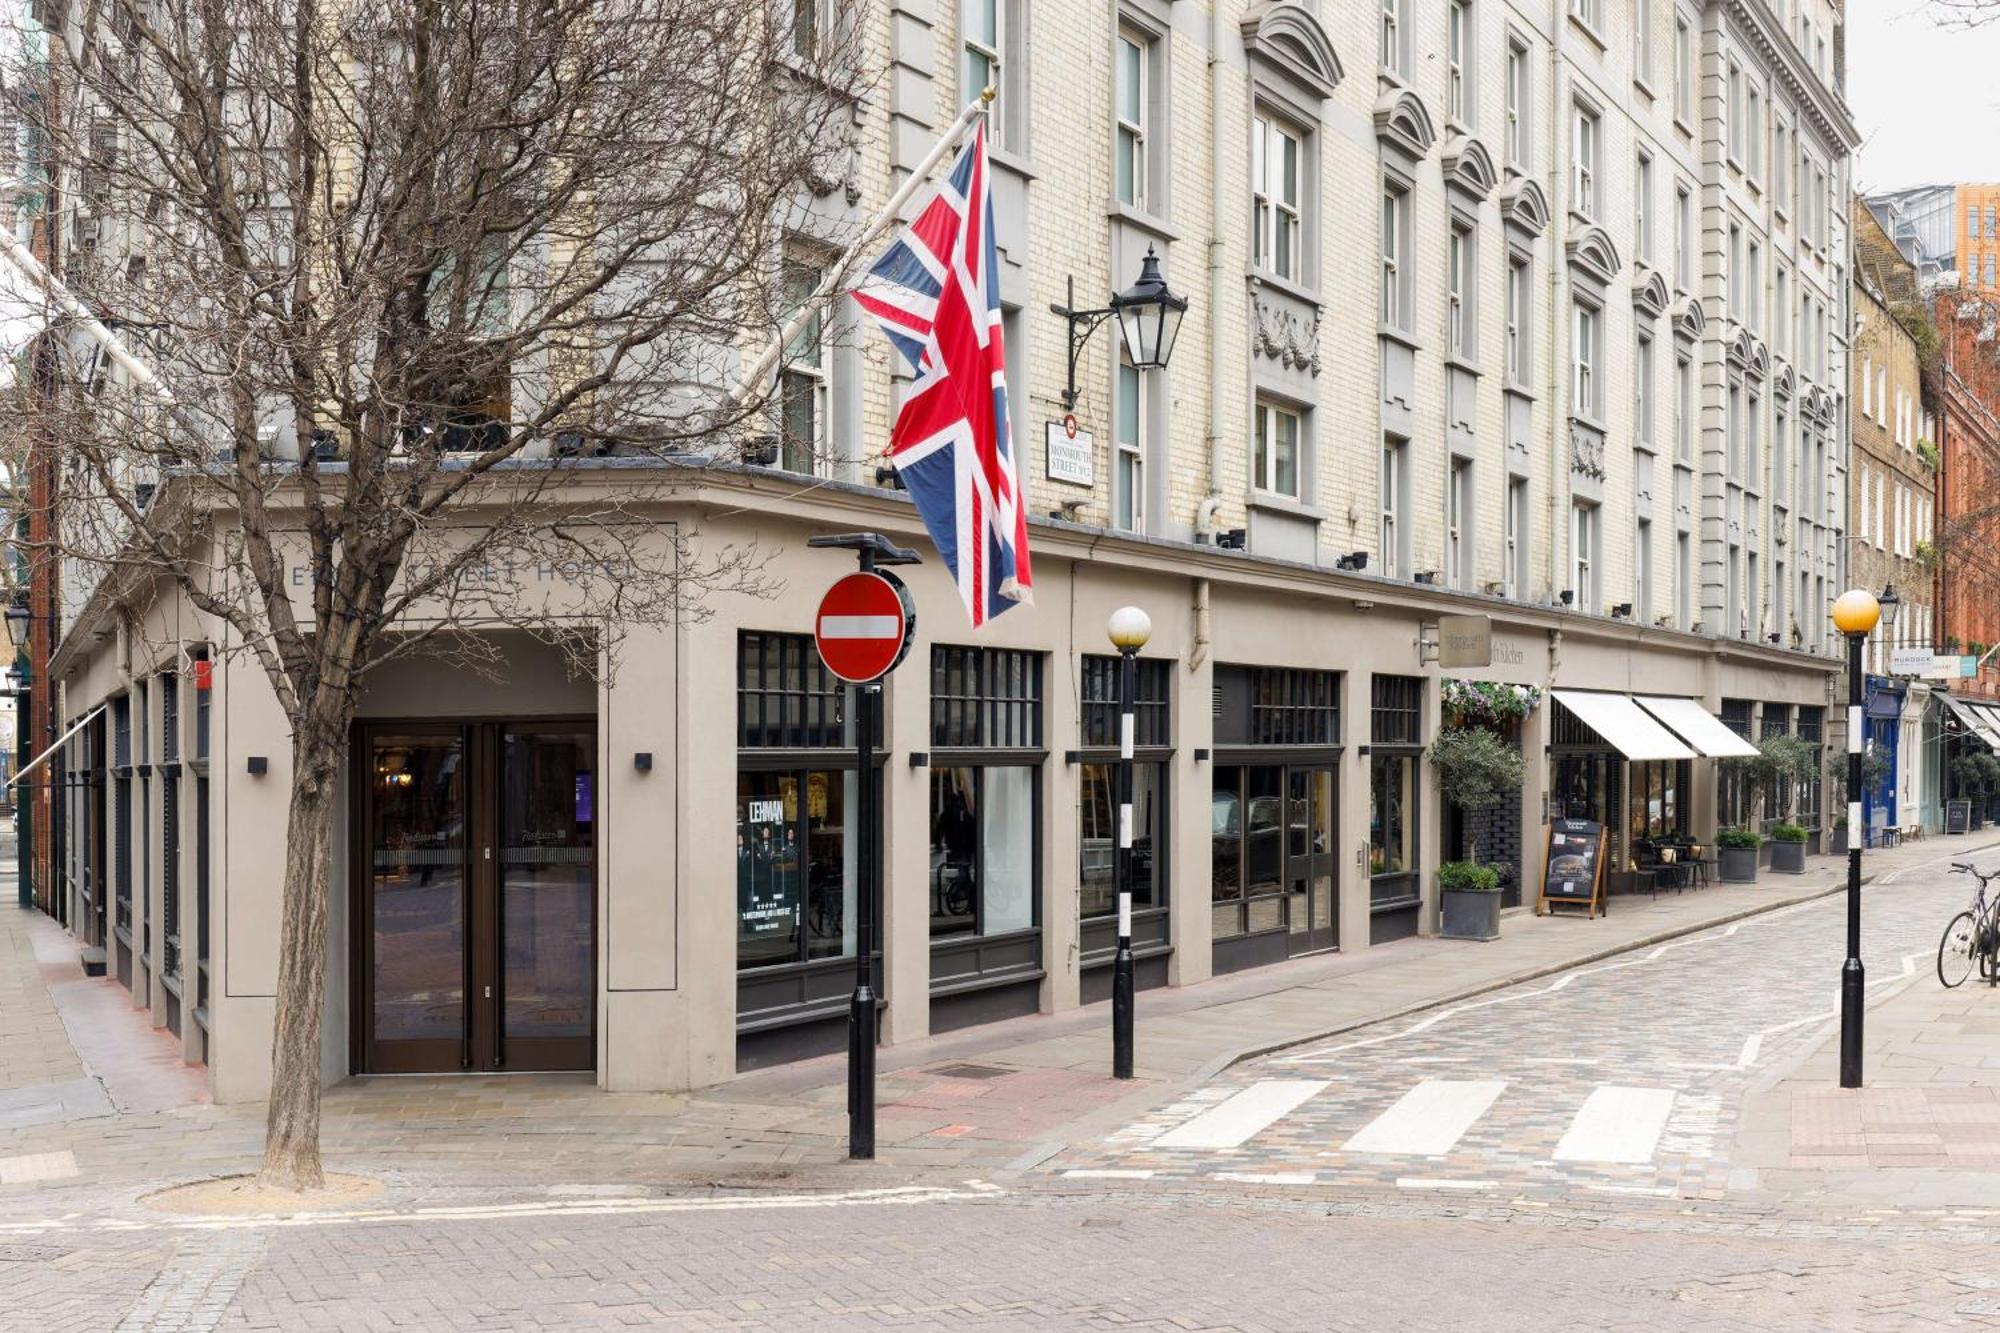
1438,860,1502,940
1716,826,1762,882
1768,821,1808,873
1428,724,1526,924
1830,814,1848,856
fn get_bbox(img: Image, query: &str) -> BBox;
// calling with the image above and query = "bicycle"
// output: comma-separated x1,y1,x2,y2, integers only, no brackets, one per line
1939,862,2000,988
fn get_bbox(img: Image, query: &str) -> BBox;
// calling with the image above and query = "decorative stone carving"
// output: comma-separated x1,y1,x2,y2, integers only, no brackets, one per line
1570,425,1605,480
1253,298,1323,375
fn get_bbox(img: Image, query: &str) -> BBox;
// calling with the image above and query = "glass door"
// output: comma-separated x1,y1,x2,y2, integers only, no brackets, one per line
362,728,469,1073
1285,767,1337,955
358,721,595,1074
494,727,595,1071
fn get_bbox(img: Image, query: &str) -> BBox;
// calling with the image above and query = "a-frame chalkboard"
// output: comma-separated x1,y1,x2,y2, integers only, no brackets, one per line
1537,818,1607,918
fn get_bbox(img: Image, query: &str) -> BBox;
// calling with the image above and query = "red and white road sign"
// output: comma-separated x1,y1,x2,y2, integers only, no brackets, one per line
815,571,915,684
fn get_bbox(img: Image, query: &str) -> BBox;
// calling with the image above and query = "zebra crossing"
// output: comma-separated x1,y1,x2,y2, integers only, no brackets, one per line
1087,1076,1687,1176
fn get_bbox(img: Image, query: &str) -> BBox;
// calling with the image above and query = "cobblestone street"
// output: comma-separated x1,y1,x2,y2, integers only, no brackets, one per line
10,844,2000,1328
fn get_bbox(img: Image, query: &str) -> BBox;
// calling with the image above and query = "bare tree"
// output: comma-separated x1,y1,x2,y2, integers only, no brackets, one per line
8,0,865,1190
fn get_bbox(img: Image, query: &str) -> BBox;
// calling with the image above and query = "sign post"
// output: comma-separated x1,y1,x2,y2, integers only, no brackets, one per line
807,533,920,1161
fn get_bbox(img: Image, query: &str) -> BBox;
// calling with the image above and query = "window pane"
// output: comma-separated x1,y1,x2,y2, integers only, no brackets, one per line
1116,129,1137,204
1369,754,1413,876
804,770,857,960
1211,768,1244,938
1118,37,1142,123
981,766,1035,933
930,767,978,938
1275,411,1298,497
1281,131,1298,207
738,773,803,968
1245,765,1283,897
967,0,997,47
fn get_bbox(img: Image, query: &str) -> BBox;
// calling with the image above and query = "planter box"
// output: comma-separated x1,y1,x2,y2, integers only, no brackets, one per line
1719,846,1761,882
1770,840,1806,874
1830,827,1848,855
1440,889,1501,941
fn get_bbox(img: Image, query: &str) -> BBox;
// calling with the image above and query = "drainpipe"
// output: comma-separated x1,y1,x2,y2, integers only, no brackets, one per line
1544,21,1572,606
1191,578,1212,670
1198,0,1228,543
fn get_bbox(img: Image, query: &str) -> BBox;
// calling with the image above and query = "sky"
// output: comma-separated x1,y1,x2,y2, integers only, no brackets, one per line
1848,1,2000,190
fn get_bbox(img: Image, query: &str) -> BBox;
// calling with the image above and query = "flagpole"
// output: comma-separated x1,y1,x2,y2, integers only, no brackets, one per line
728,88,994,410
0,234,173,404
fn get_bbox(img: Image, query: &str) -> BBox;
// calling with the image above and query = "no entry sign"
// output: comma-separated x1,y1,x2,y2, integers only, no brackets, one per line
814,570,915,684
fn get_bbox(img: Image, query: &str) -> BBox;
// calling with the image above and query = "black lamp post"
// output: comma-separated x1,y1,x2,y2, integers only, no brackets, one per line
1053,246,1187,413
5,598,28,910
1106,605,1151,1079
1832,586,1887,1089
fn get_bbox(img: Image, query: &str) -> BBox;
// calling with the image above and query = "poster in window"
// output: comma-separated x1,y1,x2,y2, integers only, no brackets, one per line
738,797,800,939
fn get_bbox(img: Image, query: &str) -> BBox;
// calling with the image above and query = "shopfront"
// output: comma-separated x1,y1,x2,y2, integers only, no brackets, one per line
925,644,1045,1033
1077,653,1172,1002
732,629,869,1070
1209,664,1340,974
1368,675,1424,944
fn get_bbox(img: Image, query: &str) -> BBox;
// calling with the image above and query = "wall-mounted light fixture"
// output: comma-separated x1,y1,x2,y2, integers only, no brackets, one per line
634,752,653,772
1612,602,1633,619
1558,590,1575,606
247,756,268,776
1335,551,1370,572
1053,247,1188,412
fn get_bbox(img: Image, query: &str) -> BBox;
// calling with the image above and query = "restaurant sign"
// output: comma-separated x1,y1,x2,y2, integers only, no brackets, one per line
1438,614,1492,669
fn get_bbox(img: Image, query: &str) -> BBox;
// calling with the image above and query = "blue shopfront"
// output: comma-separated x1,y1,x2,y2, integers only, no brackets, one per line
1862,677,1903,845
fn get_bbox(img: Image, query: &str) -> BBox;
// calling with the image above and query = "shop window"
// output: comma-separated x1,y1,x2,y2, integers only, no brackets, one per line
738,630,847,749
1370,674,1423,907
1080,655,1171,747
932,645,1042,749
112,693,131,937
736,769,855,969
1371,674,1422,745
1079,655,1171,922
930,645,1043,942
1211,762,1334,942
1368,754,1416,891
1627,759,1687,843
161,674,180,981
1252,669,1333,744
735,631,861,974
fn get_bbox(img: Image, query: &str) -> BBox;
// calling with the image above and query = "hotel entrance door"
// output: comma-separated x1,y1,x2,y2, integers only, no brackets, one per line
355,721,596,1073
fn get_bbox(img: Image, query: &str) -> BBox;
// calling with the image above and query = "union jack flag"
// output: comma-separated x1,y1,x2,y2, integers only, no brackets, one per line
854,120,1031,628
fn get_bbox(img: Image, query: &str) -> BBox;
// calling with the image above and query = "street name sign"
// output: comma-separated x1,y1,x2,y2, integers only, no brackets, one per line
814,570,915,684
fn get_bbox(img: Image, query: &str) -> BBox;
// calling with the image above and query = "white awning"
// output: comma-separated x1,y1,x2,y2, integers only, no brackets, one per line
1940,696,2000,750
1634,695,1762,759
1551,690,1698,761
1964,700,2000,751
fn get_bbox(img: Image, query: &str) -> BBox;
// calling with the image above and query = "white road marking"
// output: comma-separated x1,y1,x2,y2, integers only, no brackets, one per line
1212,1171,1317,1186
1062,1169,1156,1180
1554,1086,1677,1164
1395,1178,1495,1191
0,1182,1007,1237
1342,1080,1507,1157
1152,1080,1328,1150
0,1151,77,1185
1587,1183,1676,1197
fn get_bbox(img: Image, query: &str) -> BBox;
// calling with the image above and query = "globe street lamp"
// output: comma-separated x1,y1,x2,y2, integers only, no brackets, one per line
1107,605,1152,1079
1831,586,1882,1089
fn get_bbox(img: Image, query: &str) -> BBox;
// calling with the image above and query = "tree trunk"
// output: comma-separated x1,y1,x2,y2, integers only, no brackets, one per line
257,723,343,1191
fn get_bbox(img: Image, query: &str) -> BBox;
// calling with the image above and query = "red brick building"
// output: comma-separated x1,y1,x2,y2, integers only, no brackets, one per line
1936,288,2000,700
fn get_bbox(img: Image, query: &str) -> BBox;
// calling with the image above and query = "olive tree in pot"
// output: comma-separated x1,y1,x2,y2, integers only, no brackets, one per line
1716,827,1763,881
1768,822,1809,873
1438,861,1502,940
1428,726,1525,938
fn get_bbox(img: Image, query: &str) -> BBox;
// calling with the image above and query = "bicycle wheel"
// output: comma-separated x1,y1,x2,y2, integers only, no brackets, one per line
1941,911,1978,988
